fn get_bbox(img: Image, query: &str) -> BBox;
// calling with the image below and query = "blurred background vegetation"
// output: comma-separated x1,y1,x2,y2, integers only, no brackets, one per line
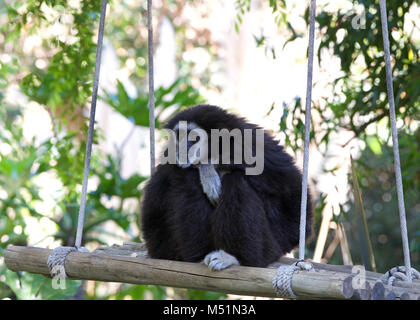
0,0,419,300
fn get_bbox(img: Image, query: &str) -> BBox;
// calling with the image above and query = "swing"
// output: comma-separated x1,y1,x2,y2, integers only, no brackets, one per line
4,0,420,300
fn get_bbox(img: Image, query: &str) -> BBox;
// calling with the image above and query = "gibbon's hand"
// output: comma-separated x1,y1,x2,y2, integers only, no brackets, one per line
203,250,240,271
198,164,221,206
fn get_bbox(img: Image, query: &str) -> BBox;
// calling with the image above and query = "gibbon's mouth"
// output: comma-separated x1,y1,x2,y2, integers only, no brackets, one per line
176,152,201,168
176,133,204,168
178,162,192,169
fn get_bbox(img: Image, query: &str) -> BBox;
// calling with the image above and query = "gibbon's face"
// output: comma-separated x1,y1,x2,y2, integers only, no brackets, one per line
164,106,239,169
163,105,262,173
172,121,208,168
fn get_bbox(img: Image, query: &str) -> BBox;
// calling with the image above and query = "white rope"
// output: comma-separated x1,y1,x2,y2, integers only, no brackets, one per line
273,261,314,298
75,0,108,249
379,0,413,283
47,246,88,279
47,0,107,277
298,0,316,261
273,0,317,299
147,0,156,175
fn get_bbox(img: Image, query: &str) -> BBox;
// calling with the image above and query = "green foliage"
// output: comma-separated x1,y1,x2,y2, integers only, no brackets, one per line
100,285,227,300
98,284,167,300
103,78,204,128
235,0,287,56
6,1,102,112
313,1,420,143
0,0,214,300
185,289,227,300
2,269,81,300
310,1,420,270
235,0,287,32
257,0,420,269
234,0,251,33
2,0,417,300
0,108,84,299
277,0,420,153
0,109,50,242
345,130,420,272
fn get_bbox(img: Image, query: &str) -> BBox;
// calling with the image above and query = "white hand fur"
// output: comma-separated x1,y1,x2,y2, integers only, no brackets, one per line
198,164,221,206
203,250,240,271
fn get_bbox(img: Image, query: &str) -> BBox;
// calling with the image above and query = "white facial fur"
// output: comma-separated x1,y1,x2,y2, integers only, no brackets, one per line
173,121,203,168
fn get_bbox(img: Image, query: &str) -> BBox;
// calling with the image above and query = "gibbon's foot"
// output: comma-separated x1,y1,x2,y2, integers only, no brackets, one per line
203,250,239,271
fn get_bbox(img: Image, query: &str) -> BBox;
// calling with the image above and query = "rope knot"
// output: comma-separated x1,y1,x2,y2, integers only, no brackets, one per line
273,261,314,298
381,266,420,286
47,246,89,279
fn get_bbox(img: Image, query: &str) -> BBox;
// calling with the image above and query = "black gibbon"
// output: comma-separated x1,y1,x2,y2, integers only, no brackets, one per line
140,105,313,270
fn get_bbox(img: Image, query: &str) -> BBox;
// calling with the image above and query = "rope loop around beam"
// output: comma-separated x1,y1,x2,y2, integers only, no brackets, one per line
381,266,420,286
47,246,89,279
272,261,314,298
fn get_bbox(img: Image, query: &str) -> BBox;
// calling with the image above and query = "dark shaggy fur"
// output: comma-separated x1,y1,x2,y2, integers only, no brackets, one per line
140,105,313,267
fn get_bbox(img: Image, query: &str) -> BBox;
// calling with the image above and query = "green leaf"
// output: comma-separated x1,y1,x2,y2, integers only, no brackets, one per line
4,270,81,300
366,136,382,155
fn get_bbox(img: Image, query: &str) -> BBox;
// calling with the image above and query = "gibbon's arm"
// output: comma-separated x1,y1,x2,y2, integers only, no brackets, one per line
209,170,280,268
168,167,216,262
140,165,180,260
197,164,241,270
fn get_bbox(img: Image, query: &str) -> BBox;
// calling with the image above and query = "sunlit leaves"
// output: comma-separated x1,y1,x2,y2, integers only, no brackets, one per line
103,78,204,128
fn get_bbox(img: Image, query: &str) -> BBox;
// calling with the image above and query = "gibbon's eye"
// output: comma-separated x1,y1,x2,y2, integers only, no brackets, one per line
186,130,200,149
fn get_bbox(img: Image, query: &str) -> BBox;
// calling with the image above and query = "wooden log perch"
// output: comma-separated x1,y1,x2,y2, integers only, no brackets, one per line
4,244,420,300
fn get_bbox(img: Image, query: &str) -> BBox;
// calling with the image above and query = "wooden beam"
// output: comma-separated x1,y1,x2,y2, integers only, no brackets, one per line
4,245,420,300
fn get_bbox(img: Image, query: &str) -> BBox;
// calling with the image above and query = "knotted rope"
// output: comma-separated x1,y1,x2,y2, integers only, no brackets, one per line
47,246,89,279
273,261,314,298
381,266,420,286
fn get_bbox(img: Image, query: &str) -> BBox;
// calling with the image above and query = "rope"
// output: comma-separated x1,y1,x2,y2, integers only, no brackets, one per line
47,247,77,278
47,246,88,279
381,266,420,286
272,1,317,297
74,0,108,249
47,0,107,277
147,0,156,174
274,0,416,298
298,0,316,261
273,261,314,298
379,0,413,283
